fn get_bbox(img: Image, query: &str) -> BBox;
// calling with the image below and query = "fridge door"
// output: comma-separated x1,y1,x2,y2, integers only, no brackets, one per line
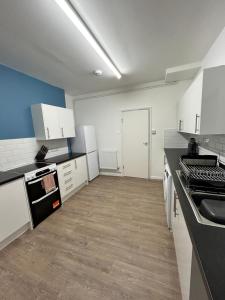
84,126,97,153
87,151,99,181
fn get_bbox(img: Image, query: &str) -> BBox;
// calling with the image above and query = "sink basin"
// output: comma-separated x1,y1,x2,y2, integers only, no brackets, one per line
191,192,225,207
176,170,225,228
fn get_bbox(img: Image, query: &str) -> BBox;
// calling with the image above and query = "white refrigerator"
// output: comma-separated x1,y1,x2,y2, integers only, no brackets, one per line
71,125,99,181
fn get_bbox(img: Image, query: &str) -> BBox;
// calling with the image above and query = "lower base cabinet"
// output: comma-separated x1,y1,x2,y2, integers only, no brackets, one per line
172,185,210,300
172,188,192,300
190,251,210,300
57,156,88,200
0,178,30,246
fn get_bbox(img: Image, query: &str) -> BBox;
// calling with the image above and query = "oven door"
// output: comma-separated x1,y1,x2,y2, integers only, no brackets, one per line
26,171,61,228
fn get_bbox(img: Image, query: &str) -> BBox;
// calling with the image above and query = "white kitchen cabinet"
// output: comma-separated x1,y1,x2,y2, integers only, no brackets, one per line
0,178,30,248
74,156,88,189
31,103,75,140
177,65,225,134
172,188,192,300
57,156,88,201
190,250,210,300
58,107,76,138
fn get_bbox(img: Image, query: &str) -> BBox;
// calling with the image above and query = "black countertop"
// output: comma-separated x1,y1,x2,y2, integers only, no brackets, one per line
165,148,225,300
43,152,85,164
0,170,23,185
0,153,86,186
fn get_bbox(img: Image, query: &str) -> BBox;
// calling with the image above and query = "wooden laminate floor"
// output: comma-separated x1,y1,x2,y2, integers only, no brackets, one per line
0,176,181,300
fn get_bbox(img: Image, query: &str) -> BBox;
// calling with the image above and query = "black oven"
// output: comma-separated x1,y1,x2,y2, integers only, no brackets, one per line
25,164,61,228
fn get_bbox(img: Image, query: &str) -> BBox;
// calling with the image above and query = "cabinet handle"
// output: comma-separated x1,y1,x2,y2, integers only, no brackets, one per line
64,170,72,177
61,127,64,137
66,184,73,191
195,114,200,133
179,120,183,131
174,190,179,217
47,127,50,139
63,163,71,170
75,159,77,169
65,177,72,185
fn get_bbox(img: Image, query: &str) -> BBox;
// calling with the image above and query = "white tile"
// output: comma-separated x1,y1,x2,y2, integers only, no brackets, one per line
0,137,68,171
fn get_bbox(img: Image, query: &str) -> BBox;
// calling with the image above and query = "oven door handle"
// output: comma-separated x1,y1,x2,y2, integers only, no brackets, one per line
31,187,59,204
28,172,56,185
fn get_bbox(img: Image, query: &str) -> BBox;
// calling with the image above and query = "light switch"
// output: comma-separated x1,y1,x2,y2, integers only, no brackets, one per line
152,129,157,135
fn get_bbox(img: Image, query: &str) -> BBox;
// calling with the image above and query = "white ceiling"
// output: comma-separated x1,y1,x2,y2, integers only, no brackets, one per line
0,0,225,96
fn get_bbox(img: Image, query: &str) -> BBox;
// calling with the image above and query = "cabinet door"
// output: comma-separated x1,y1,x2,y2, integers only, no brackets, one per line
186,72,203,134
0,179,30,243
178,72,203,134
74,156,88,189
42,104,61,139
177,95,186,132
173,190,192,300
58,108,75,138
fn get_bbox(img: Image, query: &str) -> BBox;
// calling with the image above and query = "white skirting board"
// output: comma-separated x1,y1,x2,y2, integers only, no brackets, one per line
150,176,163,180
99,150,118,170
0,223,31,251
99,172,162,180
100,171,122,176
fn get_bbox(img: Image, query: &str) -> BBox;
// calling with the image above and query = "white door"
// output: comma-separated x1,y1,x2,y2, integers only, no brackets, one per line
84,126,97,153
122,109,149,178
58,108,75,138
42,104,61,139
86,151,99,181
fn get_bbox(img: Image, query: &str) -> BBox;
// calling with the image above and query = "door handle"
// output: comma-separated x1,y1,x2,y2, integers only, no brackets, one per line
143,142,148,146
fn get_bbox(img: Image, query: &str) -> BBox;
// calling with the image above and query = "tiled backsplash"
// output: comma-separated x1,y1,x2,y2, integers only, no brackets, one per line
181,133,225,157
0,138,68,171
164,130,225,161
164,129,188,148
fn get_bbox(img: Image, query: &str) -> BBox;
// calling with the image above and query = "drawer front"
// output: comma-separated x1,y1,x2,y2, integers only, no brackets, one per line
58,160,75,178
64,176,73,186
62,161,72,170
62,169,74,178
57,160,76,198
60,182,74,198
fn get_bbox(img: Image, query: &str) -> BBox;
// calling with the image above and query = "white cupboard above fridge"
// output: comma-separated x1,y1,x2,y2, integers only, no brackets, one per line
177,65,225,135
31,103,75,140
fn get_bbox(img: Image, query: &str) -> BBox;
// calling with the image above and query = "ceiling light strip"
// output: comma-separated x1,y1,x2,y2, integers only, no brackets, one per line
54,0,122,79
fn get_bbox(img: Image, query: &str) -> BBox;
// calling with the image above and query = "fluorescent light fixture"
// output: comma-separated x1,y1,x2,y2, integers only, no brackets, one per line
54,0,122,79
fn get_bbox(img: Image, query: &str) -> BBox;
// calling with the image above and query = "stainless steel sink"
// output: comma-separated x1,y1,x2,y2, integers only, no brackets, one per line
176,170,225,228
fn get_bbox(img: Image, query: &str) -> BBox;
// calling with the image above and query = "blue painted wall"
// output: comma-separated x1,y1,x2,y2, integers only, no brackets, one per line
0,64,65,139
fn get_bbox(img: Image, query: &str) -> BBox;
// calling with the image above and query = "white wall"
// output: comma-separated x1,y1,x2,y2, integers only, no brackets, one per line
202,27,225,68
65,93,75,109
74,81,190,178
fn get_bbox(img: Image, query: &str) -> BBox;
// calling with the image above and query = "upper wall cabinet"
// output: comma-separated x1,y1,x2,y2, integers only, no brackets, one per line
178,65,225,135
31,104,75,140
